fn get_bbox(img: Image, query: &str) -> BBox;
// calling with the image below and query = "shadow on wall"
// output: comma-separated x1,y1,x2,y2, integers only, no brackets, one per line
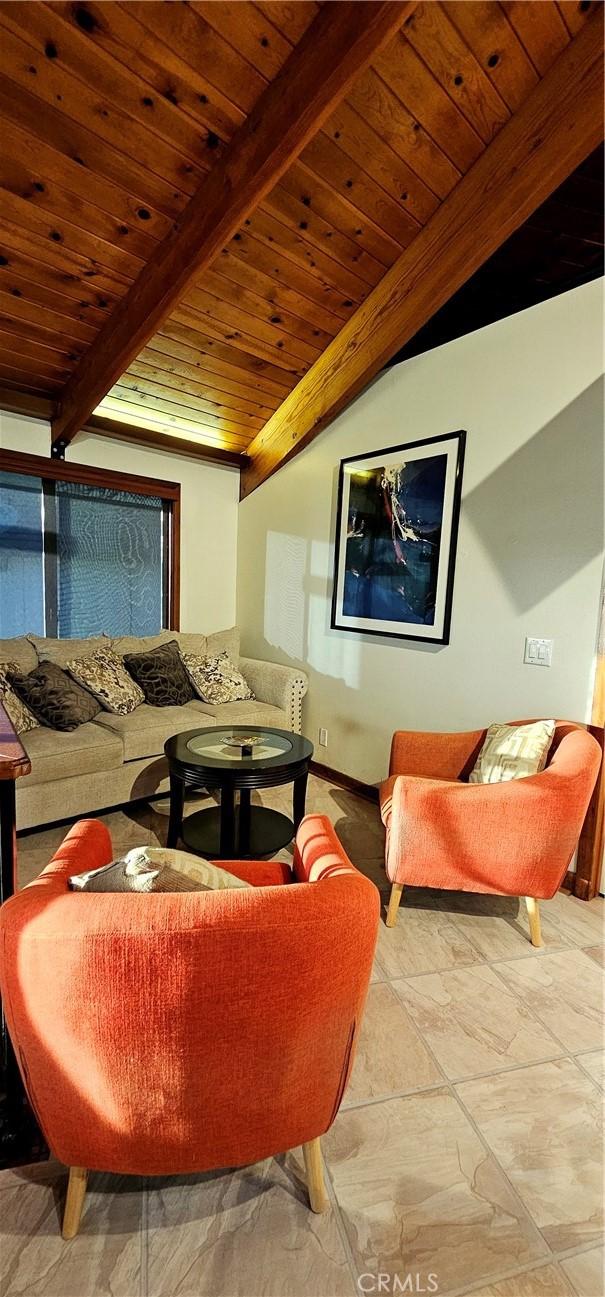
463,379,604,614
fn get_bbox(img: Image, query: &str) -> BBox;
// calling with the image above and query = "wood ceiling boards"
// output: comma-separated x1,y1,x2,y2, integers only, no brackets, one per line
0,0,601,479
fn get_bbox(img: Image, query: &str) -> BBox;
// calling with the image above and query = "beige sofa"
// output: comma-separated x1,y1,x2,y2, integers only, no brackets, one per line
2,628,307,831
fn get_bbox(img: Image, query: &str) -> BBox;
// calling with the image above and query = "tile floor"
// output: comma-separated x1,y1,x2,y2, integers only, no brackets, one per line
2,776,603,1297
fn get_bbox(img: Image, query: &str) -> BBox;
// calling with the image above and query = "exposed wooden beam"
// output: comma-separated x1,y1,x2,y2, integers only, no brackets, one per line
50,0,414,452
84,416,245,468
241,16,604,498
0,387,54,420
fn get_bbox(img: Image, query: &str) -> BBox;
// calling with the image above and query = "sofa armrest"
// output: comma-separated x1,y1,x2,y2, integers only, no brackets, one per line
239,657,308,734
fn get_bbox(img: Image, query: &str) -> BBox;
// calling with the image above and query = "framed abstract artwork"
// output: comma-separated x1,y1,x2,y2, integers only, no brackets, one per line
331,430,466,644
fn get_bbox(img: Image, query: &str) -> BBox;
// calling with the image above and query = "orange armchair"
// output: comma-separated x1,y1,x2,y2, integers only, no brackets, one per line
0,815,379,1238
379,721,600,942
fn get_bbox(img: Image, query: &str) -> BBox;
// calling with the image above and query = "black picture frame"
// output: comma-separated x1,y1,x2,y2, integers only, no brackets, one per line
330,430,466,645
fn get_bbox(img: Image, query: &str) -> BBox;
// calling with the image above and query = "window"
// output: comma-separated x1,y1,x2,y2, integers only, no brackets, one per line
0,454,180,639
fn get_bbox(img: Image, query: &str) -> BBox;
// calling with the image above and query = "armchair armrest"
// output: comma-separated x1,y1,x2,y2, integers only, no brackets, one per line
387,767,591,898
294,815,368,884
239,657,307,734
389,728,485,780
33,819,114,888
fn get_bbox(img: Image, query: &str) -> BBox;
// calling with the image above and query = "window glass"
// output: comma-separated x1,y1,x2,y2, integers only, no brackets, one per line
0,472,167,639
0,472,45,638
55,482,165,637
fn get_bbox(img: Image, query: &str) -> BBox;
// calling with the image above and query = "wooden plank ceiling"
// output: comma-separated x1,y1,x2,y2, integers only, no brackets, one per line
0,0,601,475
387,145,604,369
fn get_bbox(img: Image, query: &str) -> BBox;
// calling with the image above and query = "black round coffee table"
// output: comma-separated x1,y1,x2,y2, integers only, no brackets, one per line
164,726,314,859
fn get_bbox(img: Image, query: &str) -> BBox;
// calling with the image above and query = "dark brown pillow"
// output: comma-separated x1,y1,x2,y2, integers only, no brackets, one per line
8,661,100,732
122,639,195,707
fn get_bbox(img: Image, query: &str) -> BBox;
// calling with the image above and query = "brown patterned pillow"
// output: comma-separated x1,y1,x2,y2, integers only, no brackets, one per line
8,661,101,732
66,646,144,715
122,640,195,707
182,651,254,704
0,662,40,734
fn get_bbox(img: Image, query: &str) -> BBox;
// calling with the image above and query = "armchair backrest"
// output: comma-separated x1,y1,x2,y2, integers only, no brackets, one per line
389,719,600,786
0,817,379,1177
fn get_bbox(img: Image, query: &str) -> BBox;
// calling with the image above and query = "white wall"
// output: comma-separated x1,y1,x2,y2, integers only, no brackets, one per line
0,414,239,634
237,279,605,785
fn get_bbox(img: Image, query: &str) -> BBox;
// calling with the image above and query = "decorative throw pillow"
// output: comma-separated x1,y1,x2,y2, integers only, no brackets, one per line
183,651,254,705
122,640,195,707
0,662,40,734
8,661,101,732
66,646,144,715
468,719,555,784
68,846,251,893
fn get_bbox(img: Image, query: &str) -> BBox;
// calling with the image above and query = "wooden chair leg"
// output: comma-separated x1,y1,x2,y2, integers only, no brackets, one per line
525,897,543,948
302,1137,329,1213
385,882,404,927
62,1167,88,1240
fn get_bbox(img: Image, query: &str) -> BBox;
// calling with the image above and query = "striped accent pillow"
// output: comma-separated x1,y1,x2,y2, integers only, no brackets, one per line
469,719,555,784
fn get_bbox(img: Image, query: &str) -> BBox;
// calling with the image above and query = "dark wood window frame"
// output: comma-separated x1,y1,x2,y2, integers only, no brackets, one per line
0,449,181,632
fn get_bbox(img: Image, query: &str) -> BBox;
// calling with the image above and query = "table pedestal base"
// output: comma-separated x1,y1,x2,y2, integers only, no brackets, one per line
182,805,294,860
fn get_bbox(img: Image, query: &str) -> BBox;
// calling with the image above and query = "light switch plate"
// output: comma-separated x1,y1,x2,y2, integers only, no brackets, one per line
524,637,553,667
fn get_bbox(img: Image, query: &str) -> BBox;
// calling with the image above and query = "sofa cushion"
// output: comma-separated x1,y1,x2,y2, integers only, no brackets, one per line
193,700,289,729
206,626,240,661
172,632,209,656
0,636,38,673
29,634,109,668
9,662,101,732
20,721,123,786
123,641,195,708
111,631,174,657
112,629,239,660
93,703,207,761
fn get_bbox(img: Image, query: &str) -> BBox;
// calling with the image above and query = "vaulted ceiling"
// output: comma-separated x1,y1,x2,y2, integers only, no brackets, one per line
0,0,602,491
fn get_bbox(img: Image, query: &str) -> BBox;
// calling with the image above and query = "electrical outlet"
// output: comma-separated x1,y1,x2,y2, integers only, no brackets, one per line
524,637,553,667
319,727,328,747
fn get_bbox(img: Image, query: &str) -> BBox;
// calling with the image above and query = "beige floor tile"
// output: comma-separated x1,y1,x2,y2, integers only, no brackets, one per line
355,857,388,892
0,1171,143,1297
144,1156,355,1297
435,892,573,960
466,1261,575,1296
0,1159,65,1194
393,965,563,1080
457,1058,604,1252
324,1088,547,1295
376,905,481,978
584,945,604,968
370,955,386,983
343,982,442,1105
575,1049,604,1089
494,950,604,1053
17,822,71,857
16,851,52,889
560,1244,605,1297
329,818,385,864
540,893,605,950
